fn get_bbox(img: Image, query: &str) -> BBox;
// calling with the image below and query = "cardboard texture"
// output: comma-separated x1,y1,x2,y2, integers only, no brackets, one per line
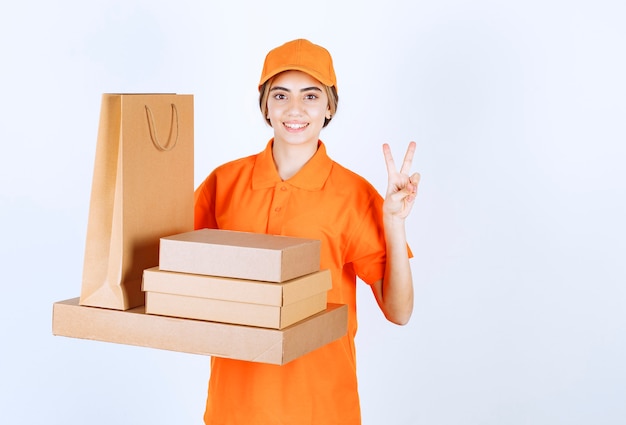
80,94,194,311
142,267,331,305
145,291,328,329
52,298,348,365
159,229,321,282
143,267,331,329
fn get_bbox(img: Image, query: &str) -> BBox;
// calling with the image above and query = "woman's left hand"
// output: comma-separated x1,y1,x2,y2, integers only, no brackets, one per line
382,141,421,220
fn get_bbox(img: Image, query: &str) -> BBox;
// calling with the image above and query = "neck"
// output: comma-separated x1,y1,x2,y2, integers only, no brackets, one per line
272,139,318,180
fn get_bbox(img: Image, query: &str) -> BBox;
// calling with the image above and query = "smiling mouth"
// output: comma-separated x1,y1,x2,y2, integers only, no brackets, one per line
284,122,308,130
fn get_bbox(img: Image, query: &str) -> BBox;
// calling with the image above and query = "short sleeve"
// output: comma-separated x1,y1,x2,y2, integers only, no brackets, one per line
345,193,387,285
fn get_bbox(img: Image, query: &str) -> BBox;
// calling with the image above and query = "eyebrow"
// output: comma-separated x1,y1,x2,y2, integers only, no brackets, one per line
270,86,323,93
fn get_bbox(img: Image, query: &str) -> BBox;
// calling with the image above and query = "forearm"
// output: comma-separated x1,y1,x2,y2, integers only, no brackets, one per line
381,214,414,325
376,141,419,325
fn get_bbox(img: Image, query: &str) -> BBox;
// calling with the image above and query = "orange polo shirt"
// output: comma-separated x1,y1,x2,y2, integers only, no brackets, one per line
195,140,387,425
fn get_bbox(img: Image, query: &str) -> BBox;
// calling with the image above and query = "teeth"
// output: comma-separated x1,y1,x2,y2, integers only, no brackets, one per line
285,123,307,129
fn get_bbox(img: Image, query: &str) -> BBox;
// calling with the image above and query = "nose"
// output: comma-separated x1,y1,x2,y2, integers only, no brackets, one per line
286,98,304,116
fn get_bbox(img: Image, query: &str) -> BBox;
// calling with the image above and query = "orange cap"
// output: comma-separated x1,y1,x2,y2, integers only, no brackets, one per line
258,39,337,91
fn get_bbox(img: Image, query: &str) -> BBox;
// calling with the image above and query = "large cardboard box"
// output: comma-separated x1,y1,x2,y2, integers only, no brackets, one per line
159,229,321,282
143,268,331,329
52,298,348,365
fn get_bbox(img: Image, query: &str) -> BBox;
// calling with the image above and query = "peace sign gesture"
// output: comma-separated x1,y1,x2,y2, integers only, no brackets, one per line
382,142,421,220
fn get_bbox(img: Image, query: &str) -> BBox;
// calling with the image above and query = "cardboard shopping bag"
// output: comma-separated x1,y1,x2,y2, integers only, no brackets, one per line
79,94,194,310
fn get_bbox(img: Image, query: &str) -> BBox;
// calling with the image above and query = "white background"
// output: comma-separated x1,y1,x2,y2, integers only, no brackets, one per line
1,0,625,424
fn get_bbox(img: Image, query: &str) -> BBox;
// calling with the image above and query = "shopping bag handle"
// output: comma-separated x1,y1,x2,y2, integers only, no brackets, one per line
145,104,179,152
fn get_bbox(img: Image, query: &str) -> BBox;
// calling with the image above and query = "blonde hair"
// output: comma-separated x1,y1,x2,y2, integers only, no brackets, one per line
259,78,339,128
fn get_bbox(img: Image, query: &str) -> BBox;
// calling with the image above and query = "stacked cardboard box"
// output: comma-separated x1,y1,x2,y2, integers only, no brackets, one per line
52,229,348,365
143,229,332,330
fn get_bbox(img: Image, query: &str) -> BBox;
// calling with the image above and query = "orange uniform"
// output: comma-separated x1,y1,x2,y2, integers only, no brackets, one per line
195,140,388,425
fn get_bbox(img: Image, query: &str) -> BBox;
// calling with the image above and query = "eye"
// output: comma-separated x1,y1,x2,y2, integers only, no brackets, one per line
304,93,319,100
273,93,287,100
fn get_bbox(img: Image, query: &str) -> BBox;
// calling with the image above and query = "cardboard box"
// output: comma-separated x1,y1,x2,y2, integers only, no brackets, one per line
52,298,348,365
143,268,331,329
159,229,321,282
145,292,327,329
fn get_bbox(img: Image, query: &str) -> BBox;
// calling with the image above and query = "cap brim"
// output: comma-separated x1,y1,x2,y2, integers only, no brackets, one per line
258,65,335,91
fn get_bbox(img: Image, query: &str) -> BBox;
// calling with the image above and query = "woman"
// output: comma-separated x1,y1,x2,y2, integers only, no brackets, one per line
194,38,420,425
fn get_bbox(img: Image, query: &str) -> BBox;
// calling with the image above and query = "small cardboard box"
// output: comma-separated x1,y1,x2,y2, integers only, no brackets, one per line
52,298,348,365
143,268,332,329
159,229,321,282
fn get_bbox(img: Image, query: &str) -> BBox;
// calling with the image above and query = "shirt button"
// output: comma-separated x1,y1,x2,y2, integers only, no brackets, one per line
274,207,282,212
280,186,288,191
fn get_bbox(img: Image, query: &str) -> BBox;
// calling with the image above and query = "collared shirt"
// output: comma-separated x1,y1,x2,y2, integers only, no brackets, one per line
195,140,387,425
